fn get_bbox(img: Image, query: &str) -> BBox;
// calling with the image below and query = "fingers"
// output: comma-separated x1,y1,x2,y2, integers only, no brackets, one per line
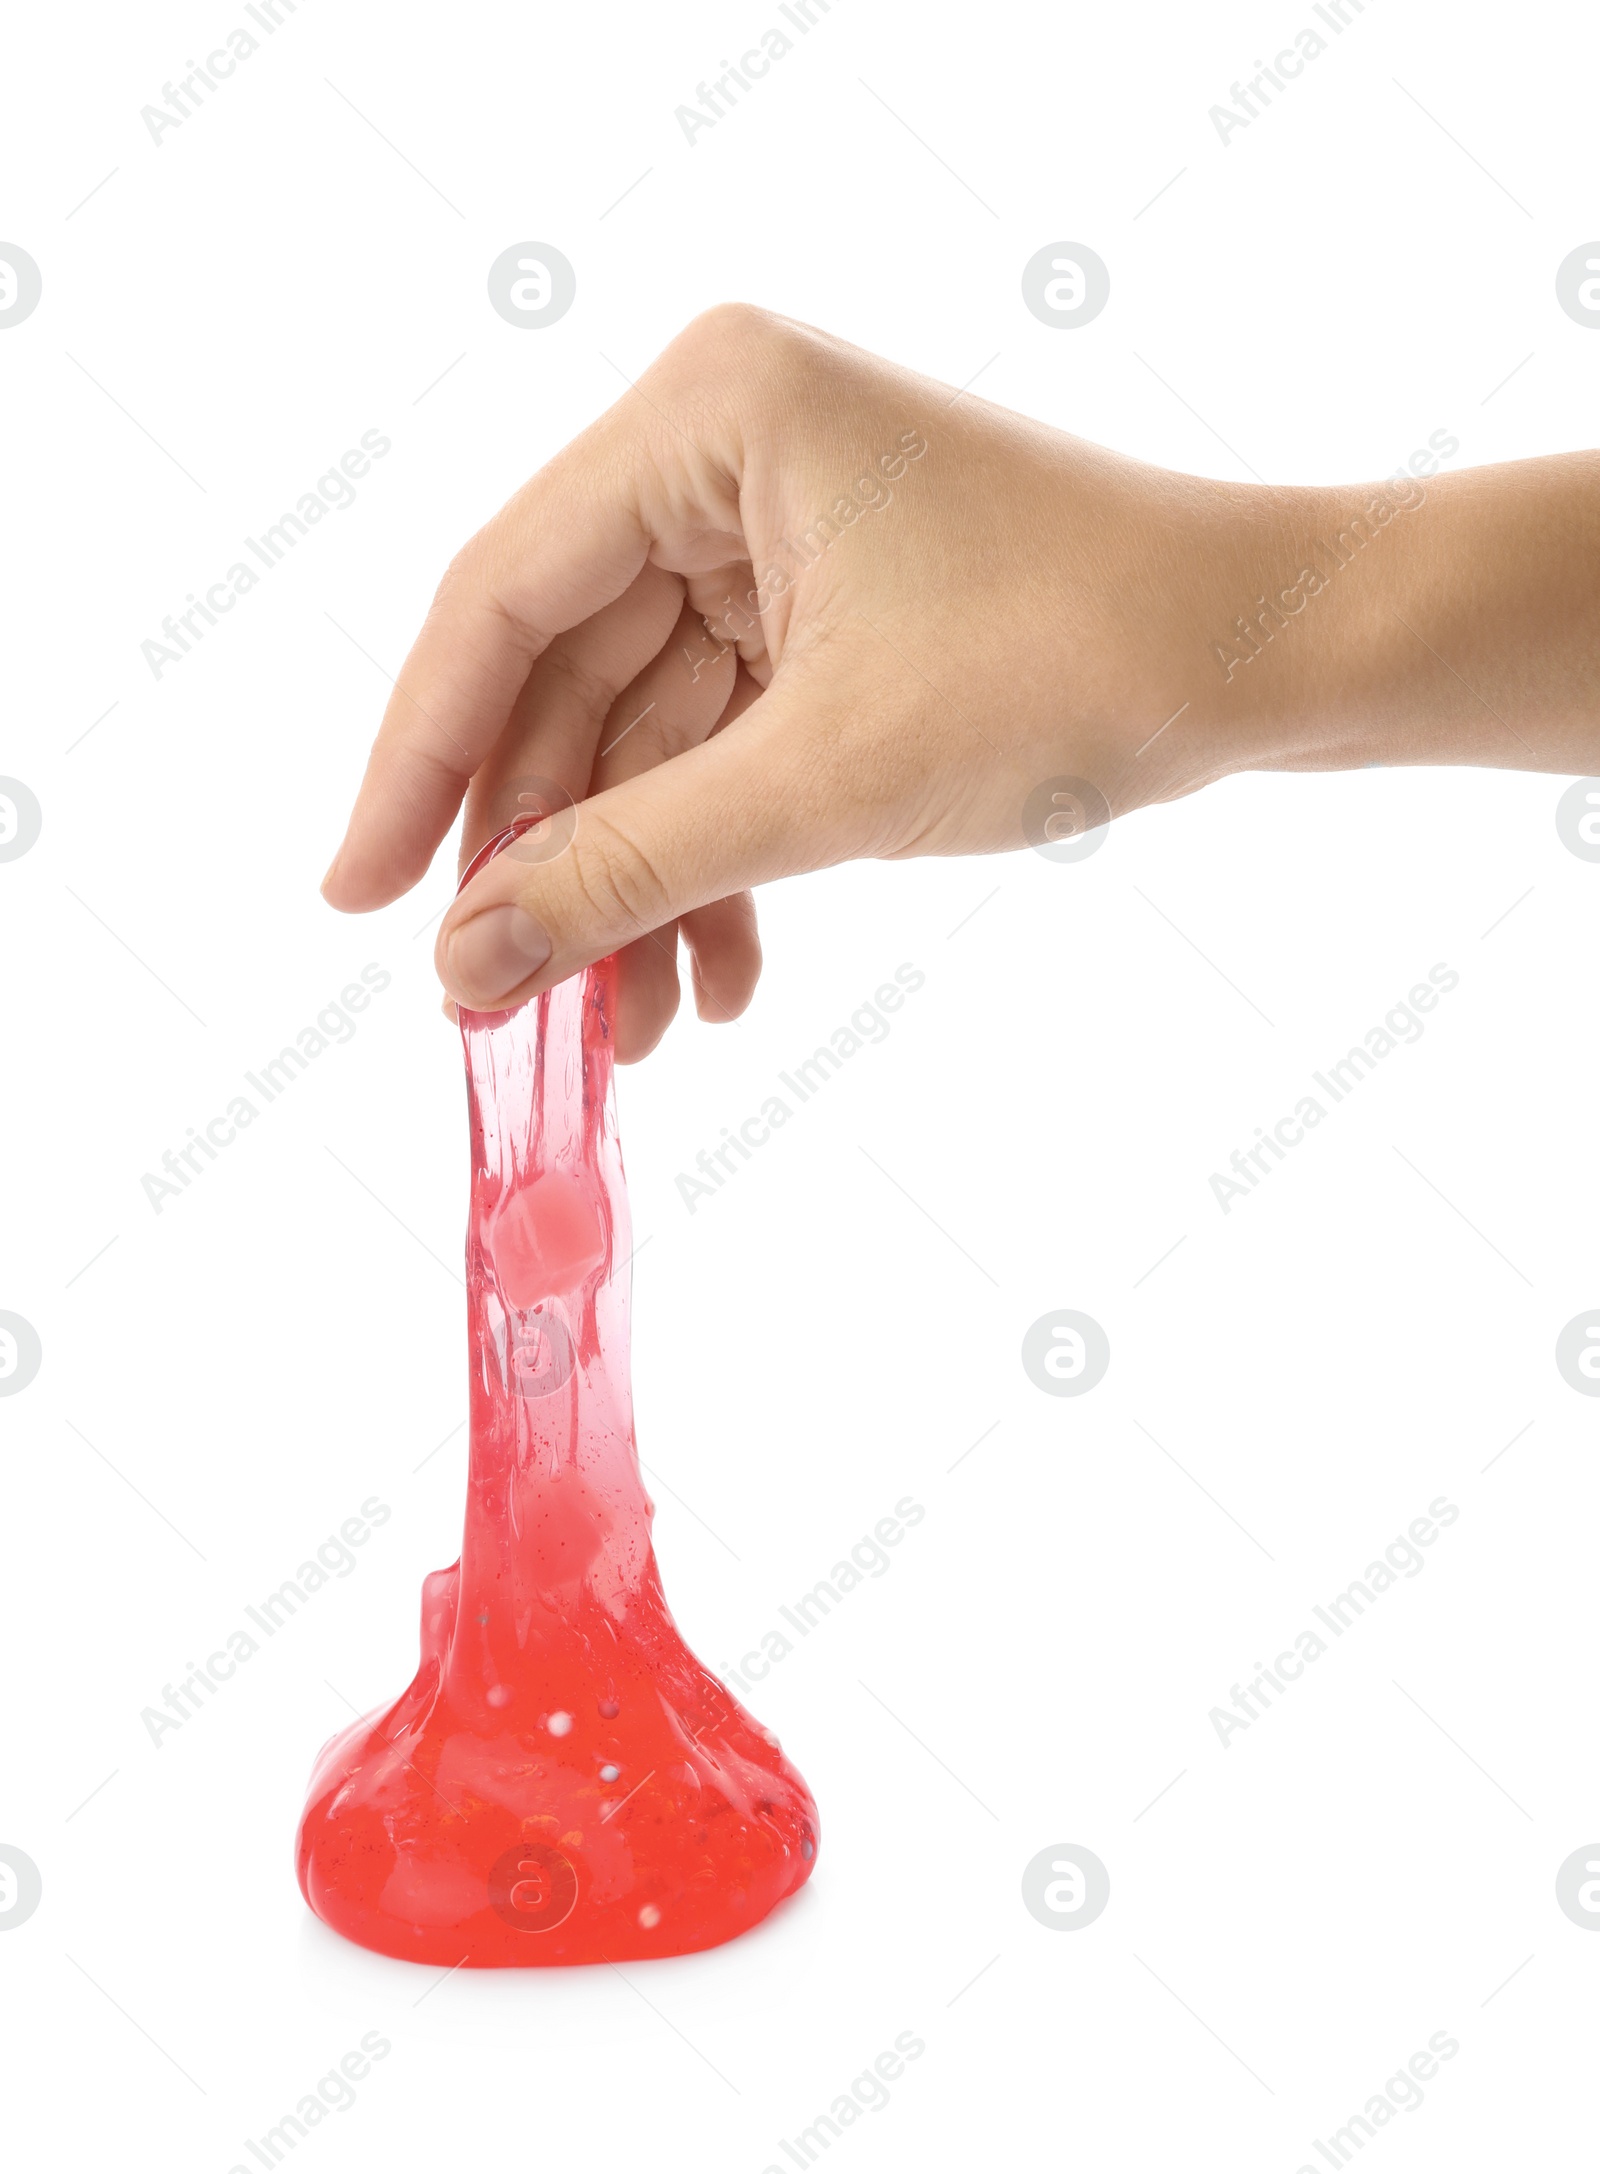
320,308,838,926
566,595,740,1058
433,655,872,1012
457,563,687,869
679,891,762,1023
613,928,682,1062
434,591,758,1052
586,599,738,797
610,895,758,1063
321,400,693,912
709,653,768,734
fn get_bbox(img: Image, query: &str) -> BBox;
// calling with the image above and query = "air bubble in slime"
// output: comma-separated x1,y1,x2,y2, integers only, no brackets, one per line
296,820,817,1964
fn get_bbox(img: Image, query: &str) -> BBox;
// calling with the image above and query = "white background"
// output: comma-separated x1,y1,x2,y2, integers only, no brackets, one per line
3,0,1598,2167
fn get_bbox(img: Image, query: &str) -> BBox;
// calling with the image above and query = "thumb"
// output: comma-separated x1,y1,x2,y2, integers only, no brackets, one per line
434,673,867,1012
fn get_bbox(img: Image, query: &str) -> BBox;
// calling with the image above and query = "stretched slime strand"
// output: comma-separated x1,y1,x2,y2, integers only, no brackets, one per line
296,818,817,1964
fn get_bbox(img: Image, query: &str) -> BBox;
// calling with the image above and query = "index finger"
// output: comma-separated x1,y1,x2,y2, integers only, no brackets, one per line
321,419,656,911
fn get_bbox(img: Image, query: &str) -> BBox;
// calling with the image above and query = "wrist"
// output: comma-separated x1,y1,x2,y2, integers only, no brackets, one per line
1150,475,1442,792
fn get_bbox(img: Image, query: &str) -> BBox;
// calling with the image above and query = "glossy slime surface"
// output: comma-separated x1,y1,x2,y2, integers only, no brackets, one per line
296,822,817,1965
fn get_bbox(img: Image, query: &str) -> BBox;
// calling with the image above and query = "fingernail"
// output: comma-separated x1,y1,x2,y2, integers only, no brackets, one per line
319,851,343,897
446,904,552,1004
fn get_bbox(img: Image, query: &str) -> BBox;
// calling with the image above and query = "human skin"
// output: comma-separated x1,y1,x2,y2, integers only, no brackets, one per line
321,304,1600,1059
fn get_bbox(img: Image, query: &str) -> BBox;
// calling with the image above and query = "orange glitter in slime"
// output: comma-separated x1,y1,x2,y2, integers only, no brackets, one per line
296,821,818,1964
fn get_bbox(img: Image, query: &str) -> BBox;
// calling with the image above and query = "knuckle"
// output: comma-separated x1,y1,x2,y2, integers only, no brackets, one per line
429,541,476,617
539,641,615,713
664,305,806,411
574,810,674,938
429,533,549,648
674,299,773,356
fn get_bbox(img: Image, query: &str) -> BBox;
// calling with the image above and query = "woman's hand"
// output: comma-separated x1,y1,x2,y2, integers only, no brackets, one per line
320,304,1599,1056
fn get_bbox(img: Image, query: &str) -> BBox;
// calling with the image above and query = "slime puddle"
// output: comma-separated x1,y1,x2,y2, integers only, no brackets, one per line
296,822,817,1964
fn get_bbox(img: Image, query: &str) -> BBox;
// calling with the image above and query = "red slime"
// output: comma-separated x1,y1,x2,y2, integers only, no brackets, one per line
296,822,818,1964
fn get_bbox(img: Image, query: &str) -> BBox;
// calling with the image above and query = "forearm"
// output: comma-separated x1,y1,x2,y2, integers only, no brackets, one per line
1170,452,1600,790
